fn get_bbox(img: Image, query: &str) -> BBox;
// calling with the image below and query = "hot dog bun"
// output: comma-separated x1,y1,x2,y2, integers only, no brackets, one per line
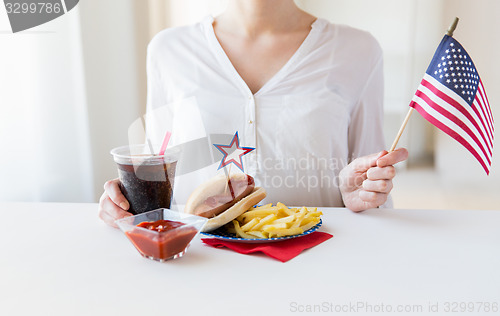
184,173,266,232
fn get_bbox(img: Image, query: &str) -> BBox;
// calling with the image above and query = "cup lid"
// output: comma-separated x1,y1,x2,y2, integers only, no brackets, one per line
110,144,180,164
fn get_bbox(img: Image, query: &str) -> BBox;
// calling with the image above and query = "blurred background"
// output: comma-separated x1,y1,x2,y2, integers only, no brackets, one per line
0,0,498,209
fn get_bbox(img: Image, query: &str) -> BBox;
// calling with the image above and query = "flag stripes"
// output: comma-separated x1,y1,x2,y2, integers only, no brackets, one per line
410,74,493,174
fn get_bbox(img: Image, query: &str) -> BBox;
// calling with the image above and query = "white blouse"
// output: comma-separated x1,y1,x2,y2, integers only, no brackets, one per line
145,16,388,207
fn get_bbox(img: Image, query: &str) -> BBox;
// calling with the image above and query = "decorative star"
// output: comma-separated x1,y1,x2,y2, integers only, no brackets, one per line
213,132,255,172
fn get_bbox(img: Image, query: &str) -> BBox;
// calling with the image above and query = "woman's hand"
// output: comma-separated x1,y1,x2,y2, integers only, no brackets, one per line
98,178,132,227
339,148,408,212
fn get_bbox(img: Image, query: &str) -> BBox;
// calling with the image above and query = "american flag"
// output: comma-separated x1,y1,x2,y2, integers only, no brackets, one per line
410,35,494,174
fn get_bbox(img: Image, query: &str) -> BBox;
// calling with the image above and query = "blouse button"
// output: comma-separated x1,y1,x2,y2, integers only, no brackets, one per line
248,120,253,124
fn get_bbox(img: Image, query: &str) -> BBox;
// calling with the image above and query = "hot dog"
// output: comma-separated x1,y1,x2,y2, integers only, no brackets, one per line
184,173,266,232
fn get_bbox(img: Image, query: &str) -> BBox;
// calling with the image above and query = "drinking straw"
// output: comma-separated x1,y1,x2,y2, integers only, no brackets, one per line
146,138,155,154
159,131,172,155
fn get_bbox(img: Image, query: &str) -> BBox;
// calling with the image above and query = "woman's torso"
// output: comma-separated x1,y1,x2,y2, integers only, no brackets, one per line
145,16,385,207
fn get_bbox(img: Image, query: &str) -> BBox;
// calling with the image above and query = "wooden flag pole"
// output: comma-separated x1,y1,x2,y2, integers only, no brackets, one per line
446,17,459,36
389,107,414,152
224,164,232,194
389,17,460,152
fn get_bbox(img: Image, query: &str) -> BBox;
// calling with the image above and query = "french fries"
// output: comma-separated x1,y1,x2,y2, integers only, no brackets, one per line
228,203,322,239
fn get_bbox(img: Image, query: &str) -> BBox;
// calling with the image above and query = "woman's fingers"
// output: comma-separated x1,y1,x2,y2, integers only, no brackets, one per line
351,151,386,172
340,151,386,190
102,195,132,219
367,165,396,180
103,179,130,211
98,195,132,227
377,148,408,168
341,148,408,212
359,190,388,205
362,179,393,194
99,178,133,228
99,208,119,228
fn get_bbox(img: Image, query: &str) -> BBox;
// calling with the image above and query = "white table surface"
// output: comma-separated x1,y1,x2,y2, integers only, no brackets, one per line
0,202,499,316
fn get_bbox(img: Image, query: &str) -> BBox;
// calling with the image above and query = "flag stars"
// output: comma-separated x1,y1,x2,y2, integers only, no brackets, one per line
429,39,482,107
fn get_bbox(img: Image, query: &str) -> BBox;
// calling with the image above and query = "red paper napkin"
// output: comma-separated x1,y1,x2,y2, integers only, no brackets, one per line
201,231,333,262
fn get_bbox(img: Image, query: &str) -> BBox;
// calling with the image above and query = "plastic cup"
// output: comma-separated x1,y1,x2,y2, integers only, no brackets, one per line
110,145,180,215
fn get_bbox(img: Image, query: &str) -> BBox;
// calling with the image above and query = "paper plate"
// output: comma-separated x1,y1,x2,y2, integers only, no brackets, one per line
201,219,322,243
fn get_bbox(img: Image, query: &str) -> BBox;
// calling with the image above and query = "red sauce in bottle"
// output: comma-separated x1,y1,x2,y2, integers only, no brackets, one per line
125,219,198,261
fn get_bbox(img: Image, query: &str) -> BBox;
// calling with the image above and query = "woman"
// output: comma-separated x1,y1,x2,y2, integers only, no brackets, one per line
99,0,408,227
